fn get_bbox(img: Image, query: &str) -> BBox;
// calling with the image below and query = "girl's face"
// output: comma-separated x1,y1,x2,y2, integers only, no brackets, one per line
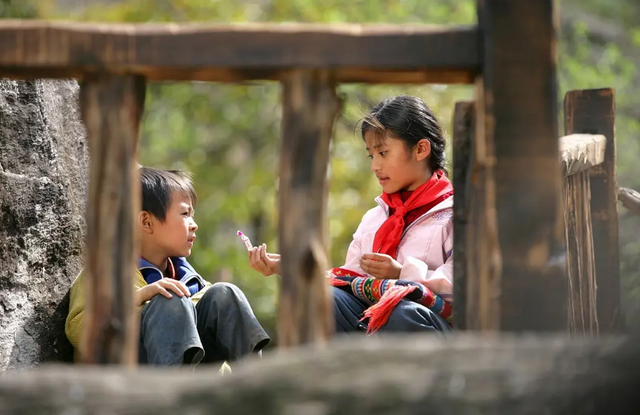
365,133,432,194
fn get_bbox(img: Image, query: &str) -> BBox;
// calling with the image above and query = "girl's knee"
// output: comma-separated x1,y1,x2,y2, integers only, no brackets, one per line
383,301,448,333
332,286,352,303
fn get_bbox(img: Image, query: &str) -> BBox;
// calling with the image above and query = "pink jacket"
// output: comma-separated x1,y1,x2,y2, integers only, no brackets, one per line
341,196,454,303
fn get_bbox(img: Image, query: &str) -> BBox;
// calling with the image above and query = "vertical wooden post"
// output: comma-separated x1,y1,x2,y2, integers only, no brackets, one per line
477,0,567,331
564,88,621,332
452,101,475,330
278,70,340,347
563,170,599,335
79,74,146,364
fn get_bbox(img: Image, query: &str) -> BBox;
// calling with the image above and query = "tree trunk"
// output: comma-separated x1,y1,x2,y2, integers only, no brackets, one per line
0,79,87,370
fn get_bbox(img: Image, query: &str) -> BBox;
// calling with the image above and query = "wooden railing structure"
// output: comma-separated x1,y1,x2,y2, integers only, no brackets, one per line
0,0,622,369
453,88,621,335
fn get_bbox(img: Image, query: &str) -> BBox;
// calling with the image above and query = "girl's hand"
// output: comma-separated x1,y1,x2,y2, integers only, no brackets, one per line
134,279,191,306
360,253,402,280
249,244,281,277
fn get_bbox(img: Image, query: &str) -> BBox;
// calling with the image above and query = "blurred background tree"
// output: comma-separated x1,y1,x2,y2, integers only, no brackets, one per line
4,0,640,340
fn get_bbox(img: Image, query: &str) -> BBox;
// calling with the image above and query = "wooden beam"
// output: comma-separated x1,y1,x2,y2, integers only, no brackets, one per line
478,0,567,332
79,74,146,364
0,335,635,415
560,134,607,176
564,88,621,332
277,70,338,347
0,21,479,84
452,101,475,330
618,187,640,218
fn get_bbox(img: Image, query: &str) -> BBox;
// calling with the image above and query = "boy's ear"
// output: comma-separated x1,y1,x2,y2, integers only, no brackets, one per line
139,211,154,234
415,138,432,162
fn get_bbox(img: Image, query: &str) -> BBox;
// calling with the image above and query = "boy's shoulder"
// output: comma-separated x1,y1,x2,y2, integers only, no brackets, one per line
70,267,147,290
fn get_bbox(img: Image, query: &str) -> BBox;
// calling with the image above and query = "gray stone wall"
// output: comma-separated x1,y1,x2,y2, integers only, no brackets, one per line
0,79,88,370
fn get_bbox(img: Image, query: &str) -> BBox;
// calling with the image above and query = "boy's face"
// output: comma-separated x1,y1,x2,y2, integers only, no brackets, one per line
152,192,198,258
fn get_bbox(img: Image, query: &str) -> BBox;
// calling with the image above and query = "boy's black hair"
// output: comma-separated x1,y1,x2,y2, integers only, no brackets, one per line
360,95,447,173
139,166,197,222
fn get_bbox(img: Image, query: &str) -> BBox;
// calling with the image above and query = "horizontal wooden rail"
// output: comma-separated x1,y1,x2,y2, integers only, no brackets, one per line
618,187,640,218
0,335,632,415
0,21,479,84
559,134,606,176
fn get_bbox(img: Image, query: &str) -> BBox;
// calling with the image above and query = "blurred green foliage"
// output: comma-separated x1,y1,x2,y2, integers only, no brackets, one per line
7,0,640,335
0,0,39,17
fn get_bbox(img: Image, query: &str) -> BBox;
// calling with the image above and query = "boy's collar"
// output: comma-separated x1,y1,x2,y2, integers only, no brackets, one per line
137,257,164,272
137,256,207,292
137,256,199,278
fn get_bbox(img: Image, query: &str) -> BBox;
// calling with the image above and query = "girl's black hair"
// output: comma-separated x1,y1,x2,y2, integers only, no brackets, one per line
361,95,447,173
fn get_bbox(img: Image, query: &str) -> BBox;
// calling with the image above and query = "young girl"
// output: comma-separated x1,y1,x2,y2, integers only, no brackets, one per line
248,95,453,334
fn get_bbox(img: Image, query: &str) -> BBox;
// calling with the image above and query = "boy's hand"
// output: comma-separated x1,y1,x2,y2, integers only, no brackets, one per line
249,244,280,277
134,279,191,306
360,253,402,280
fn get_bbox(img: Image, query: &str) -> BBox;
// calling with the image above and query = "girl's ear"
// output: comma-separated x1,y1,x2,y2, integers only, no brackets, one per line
139,211,154,234
415,138,432,162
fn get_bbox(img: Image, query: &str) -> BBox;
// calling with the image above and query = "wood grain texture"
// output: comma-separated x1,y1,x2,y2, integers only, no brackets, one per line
469,85,502,329
0,21,478,84
0,334,638,415
277,70,339,347
618,187,640,218
478,0,567,332
79,74,146,364
563,171,599,335
560,134,606,176
560,134,606,335
564,88,621,332
452,101,474,330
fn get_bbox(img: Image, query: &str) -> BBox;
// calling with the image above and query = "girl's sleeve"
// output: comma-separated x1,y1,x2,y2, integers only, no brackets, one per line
399,226,454,304
340,221,366,275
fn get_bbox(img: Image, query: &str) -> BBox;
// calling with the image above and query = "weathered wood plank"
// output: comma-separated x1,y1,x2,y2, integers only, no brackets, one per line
0,21,478,84
277,70,339,347
468,90,502,330
618,187,640,218
478,0,567,331
79,74,146,364
0,335,636,415
560,134,606,176
559,134,606,334
564,89,621,332
563,172,599,335
452,101,475,330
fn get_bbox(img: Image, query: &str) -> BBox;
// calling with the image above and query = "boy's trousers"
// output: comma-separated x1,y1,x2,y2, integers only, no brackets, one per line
138,282,270,366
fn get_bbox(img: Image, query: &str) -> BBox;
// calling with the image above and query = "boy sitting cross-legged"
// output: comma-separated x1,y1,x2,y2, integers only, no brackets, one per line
66,166,270,366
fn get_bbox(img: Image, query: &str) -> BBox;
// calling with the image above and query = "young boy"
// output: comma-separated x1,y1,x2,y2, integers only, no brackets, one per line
66,167,270,366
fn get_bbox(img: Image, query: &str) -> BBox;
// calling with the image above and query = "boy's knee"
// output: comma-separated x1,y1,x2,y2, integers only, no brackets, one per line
207,282,239,297
202,282,246,306
146,294,194,318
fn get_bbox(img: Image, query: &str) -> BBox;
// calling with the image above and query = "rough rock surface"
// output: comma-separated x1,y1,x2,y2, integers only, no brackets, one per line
0,79,88,370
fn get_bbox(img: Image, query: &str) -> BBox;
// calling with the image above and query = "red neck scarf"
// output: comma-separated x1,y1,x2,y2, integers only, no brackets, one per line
373,170,453,258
